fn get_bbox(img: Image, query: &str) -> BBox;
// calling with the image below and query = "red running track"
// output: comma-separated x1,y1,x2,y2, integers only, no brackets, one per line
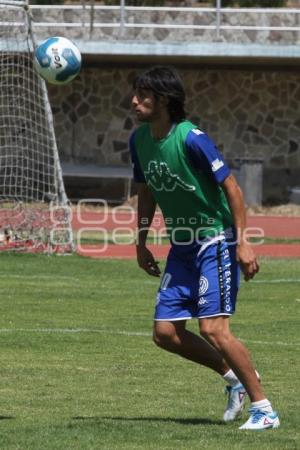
247,216,300,238
74,212,300,259
77,243,300,260
72,211,300,238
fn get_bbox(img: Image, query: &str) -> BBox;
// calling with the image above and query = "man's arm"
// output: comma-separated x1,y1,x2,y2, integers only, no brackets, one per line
136,183,161,277
221,174,259,281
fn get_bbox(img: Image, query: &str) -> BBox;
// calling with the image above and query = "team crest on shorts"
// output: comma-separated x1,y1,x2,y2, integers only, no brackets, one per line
199,275,209,296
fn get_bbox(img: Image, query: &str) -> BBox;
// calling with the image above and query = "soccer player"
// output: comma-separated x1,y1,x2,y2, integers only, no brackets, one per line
129,66,280,430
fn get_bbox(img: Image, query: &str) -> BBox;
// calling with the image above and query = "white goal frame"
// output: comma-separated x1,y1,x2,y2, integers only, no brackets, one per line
0,0,74,253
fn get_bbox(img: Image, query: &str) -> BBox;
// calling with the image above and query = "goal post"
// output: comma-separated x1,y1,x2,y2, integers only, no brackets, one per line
0,0,74,253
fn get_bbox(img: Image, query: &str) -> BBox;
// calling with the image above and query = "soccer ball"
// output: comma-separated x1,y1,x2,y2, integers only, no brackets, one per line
33,36,82,85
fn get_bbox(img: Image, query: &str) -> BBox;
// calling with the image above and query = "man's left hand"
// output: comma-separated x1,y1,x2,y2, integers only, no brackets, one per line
236,243,260,281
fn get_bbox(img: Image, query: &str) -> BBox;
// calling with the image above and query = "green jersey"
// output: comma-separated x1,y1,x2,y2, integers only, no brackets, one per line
130,120,233,241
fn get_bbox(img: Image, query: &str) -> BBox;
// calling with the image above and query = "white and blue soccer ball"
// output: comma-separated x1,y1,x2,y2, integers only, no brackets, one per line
33,36,82,85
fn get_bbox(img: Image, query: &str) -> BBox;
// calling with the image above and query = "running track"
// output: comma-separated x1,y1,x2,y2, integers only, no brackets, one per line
73,212,300,259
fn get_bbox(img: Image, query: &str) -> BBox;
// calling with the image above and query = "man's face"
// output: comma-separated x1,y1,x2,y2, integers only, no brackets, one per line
132,89,164,122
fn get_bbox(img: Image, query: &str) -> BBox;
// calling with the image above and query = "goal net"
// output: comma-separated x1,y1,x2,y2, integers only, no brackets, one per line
0,0,73,253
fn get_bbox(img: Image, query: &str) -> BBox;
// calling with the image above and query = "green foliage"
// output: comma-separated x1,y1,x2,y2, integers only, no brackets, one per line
29,0,64,4
126,0,166,4
221,0,287,7
100,0,166,5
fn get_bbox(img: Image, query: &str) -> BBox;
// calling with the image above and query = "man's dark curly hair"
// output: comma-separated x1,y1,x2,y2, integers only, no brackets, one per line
133,66,186,123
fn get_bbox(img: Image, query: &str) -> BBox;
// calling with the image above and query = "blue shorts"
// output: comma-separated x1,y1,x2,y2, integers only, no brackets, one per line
155,236,240,321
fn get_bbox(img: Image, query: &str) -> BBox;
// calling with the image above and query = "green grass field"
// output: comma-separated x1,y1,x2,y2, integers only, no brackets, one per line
0,253,299,449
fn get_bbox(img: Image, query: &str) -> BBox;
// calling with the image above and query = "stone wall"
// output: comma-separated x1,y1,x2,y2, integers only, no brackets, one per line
31,6,300,44
48,65,300,204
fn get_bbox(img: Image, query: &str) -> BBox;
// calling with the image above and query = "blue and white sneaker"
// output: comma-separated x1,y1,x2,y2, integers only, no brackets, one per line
223,383,247,422
239,408,280,430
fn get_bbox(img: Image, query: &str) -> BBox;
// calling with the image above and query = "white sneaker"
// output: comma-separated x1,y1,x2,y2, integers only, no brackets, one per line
239,408,280,430
223,383,247,422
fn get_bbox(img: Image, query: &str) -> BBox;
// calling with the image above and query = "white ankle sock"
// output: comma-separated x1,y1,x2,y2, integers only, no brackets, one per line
223,369,239,386
223,369,260,386
251,399,273,413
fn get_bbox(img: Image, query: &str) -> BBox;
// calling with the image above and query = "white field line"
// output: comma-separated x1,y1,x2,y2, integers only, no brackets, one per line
251,279,300,284
0,328,299,347
0,275,298,284
0,328,151,337
0,274,80,281
238,338,300,348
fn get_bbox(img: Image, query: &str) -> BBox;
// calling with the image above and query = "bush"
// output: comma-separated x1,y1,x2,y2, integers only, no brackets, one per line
221,0,287,7
29,0,64,4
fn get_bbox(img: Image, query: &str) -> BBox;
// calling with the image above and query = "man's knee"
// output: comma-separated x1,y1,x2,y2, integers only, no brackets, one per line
153,322,183,350
153,326,173,349
200,318,231,347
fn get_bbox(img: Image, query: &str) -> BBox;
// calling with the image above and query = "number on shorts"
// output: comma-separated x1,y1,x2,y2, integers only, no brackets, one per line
160,273,172,290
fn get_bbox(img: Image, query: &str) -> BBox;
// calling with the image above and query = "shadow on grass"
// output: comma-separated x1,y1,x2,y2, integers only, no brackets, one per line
72,416,225,426
0,416,15,420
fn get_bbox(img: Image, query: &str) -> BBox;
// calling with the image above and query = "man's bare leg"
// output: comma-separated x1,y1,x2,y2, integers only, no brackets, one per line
199,316,264,402
153,320,230,375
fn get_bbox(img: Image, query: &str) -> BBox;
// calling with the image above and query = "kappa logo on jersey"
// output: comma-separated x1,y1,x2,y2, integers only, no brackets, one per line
144,161,196,192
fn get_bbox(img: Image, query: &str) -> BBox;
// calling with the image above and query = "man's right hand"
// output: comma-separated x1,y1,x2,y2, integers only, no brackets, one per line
136,245,161,277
